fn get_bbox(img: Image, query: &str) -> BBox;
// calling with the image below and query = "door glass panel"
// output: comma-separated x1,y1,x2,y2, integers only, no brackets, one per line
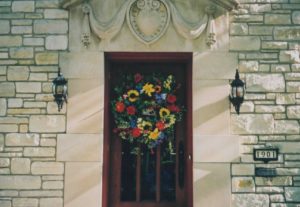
141,146,156,201
121,140,136,201
160,135,176,201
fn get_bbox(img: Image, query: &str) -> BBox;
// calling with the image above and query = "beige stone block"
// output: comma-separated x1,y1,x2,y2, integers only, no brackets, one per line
57,134,102,162
0,98,6,116
29,73,48,81
0,83,16,97
11,158,31,174
29,115,65,133
65,162,102,207
193,163,231,207
7,108,40,115
0,20,9,34
40,138,56,146
0,36,22,47
35,52,58,65
274,120,300,134
265,14,291,25
11,26,32,34
32,162,64,175
0,117,28,124
20,190,62,197
44,9,69,19
6,133,39,146
12,1,34,12
40,198,63,207
246,74,285,92
193,80,230,135
0,200,11,207
0,158,10,167
34,20,68,34
42,181,63,189
0,124,18,133
232,194,269,207
67,79,103,133
232,177,255,193
24,147,55,157
46,35,68,50
232,164,255,175
0,176,41,189
274,26,300,41
16,82,41,93
8,98,23,108
231,114,274,135
193,135,239,162
13,198,38,207
10,47,34,59
0,134,4,151
293,11,300,24
59,52,103,79
230,36,260,51
193,52,237,80
7,66,29,81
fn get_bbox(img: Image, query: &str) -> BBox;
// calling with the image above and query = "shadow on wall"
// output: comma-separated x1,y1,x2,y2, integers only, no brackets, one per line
193,163,233,207
67,83,104,133
64,162,102,207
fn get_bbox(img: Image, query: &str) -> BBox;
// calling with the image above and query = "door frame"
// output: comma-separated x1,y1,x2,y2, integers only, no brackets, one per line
102,52,193,207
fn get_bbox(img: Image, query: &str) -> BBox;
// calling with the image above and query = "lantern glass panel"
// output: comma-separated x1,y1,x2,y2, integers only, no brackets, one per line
56,85,65,95
237,86,244,97
232,86,237,98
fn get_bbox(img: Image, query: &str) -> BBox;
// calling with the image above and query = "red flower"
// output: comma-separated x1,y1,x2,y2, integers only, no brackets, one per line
132,128,141,138
134,73,143,83
167,104,180,112
167,94,177,103
126,106,136,115
156,121,165,131
115,102,125,113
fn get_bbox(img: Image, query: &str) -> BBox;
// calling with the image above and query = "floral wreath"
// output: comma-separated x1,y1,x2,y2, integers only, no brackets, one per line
112,73,184,151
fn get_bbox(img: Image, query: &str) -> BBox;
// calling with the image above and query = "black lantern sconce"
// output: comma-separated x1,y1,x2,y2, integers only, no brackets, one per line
52,68,68,112
229,69,245,114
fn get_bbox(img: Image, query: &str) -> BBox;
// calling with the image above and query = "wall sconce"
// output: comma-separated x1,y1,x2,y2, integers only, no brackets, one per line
229,69,245,114
52,68,68,112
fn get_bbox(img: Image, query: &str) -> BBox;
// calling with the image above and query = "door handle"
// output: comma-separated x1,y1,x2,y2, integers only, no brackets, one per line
178,141,185,189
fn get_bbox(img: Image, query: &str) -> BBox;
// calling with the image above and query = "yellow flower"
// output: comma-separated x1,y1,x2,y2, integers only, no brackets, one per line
142,121,152,131
159,107,170,118
127,90,139,102
149,128,160,140
143,83,155,97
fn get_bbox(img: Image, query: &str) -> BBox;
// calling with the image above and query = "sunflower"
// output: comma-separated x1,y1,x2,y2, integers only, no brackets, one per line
159,107,170,118
143,83,155,97
127,90,139,102
149,128,160,140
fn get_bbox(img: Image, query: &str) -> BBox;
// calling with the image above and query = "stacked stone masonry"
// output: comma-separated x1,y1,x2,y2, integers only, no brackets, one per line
1,0,300,206
231,0,300,206
0,1,67,207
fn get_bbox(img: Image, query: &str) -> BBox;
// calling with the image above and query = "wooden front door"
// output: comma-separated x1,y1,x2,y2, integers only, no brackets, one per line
103,53,193,207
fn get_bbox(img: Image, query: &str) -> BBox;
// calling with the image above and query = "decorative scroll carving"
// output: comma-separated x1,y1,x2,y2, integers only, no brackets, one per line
168,2,208,40
205,6,217,49
81,6,91,47
127,0,170,45
82,2,129,41
64,0,221,46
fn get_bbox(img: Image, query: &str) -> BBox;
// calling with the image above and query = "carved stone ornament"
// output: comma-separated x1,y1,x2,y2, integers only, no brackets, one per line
127,0,170,45
62,0,222,46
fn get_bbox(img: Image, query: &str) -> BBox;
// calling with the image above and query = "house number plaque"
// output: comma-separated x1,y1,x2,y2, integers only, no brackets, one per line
253,148,279,163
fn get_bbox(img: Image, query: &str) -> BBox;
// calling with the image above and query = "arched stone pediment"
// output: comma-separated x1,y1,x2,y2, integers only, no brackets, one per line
60,0,238,47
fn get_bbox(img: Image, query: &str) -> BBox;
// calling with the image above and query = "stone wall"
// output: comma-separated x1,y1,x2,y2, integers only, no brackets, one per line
0,1,67,207
230,0,300,206
1,0,300,207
